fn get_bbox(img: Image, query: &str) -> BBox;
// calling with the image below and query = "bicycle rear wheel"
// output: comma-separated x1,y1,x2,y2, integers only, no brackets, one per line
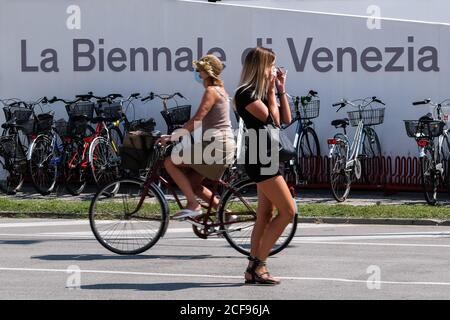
28,135,57,195
0,136,25,195
64,139,87,196
329,137,351,202
420,148,439,206
218,178,298,256
89,178,169,255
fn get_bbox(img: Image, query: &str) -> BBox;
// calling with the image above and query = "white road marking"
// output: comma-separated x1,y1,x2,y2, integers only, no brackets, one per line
0,221,90,228
2,267,450,287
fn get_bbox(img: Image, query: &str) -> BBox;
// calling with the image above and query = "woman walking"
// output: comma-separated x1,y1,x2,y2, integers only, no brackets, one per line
234,47,296,285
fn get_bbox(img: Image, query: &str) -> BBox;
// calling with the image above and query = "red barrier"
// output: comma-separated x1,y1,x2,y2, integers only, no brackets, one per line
296,155,441,192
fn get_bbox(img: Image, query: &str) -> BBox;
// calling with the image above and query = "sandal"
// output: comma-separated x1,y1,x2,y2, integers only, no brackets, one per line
244,257,280,285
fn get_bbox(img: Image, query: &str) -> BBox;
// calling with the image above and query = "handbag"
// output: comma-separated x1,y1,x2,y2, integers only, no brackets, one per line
264,110,296,163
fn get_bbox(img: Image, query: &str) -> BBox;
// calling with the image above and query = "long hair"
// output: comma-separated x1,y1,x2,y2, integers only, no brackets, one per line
235,47,276,103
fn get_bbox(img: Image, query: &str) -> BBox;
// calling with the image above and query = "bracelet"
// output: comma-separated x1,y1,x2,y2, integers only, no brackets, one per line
277,91,286,97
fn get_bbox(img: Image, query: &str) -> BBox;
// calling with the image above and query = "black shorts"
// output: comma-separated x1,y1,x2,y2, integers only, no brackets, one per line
244,164,281,183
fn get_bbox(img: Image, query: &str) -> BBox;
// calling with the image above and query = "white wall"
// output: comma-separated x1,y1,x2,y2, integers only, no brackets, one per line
1,0,449,157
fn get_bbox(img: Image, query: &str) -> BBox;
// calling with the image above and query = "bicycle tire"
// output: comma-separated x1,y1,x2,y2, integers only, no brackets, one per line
108,125,123,155
64,139,88,196
298,126,321,158
218,178,298,256
0,135,25,195
89,178,169,255
361,127,381,182
329,134,351,202
28,134,57,195
89,136,121,189
420,149,438,206
362,127,381,157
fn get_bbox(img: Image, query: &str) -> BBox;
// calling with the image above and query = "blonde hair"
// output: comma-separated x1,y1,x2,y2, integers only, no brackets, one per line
235,47,276,102
193,54,224,87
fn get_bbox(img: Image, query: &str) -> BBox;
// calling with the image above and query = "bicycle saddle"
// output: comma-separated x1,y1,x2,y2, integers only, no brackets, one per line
331,118,349,128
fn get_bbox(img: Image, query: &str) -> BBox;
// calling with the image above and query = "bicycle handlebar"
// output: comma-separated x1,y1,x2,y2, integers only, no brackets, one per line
141,92,185,102
333,97,385,112
412,99,431,106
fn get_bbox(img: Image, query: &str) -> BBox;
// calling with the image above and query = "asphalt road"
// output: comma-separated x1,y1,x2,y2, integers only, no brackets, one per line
1,218,450,300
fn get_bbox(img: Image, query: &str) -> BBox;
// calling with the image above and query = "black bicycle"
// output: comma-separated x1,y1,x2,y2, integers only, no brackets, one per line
0,97,51,194
283,90,321,185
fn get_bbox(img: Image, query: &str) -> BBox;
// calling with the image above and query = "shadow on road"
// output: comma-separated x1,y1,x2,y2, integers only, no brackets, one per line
31,254,242,261
80,282,244,291
0,240,41,245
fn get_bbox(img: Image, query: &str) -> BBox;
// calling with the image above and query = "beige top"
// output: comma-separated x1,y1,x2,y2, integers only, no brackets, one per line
201,86,233,136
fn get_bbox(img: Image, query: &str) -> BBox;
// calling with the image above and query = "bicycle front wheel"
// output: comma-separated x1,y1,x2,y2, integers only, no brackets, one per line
420,148,439,206
298,127,321,158
28,135,57,195
329,137,351,202
0,136,24,195
218,178,298,257
89,178,169,255
89,137,121,188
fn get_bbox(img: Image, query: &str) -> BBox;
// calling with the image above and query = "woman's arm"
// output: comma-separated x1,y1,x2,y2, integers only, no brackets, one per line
276,69,291,125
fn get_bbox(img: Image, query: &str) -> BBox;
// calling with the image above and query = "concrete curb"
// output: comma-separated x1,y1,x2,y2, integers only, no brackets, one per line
298,217,450,226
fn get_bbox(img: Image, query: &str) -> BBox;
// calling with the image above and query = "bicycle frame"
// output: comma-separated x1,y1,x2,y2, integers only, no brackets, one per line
127,144,258,234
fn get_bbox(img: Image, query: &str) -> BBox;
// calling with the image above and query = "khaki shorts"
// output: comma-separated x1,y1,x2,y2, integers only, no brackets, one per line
169,138,236,181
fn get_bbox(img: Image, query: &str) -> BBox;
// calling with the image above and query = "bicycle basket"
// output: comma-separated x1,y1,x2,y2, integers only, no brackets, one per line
36,113,54,133
96,102,123,122
65,101,95,120
160,105,191,127
298,99,320,120
347,108,385,127
128,118,156,133
404,120,445,139
17,118,36,135
3,106,33,123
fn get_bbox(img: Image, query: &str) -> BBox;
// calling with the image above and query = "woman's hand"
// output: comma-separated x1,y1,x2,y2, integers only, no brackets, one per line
156,135,172,145
276,67,287,93
267,74,277,96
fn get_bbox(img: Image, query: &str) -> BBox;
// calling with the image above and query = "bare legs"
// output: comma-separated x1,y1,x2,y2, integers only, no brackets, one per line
246,175,296,283
164,158,220,211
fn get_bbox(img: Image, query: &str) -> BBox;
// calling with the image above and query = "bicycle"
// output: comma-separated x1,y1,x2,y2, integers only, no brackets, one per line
0,97,51,194
327,96,386,202
89,135,298,256
40,95,97,195
282,90,320,186
403,98,450,205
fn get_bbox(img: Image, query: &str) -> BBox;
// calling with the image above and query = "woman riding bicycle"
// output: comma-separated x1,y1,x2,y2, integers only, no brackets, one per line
157,54,236,219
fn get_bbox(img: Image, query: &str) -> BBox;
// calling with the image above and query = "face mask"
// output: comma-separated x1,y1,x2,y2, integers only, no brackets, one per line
194,71,203,84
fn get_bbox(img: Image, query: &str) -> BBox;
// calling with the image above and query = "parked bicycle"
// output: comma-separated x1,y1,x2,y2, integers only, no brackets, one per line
89,135,298,256
283,90,320,186
0,97,52,194
327,96,386,202
403,98,450,205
